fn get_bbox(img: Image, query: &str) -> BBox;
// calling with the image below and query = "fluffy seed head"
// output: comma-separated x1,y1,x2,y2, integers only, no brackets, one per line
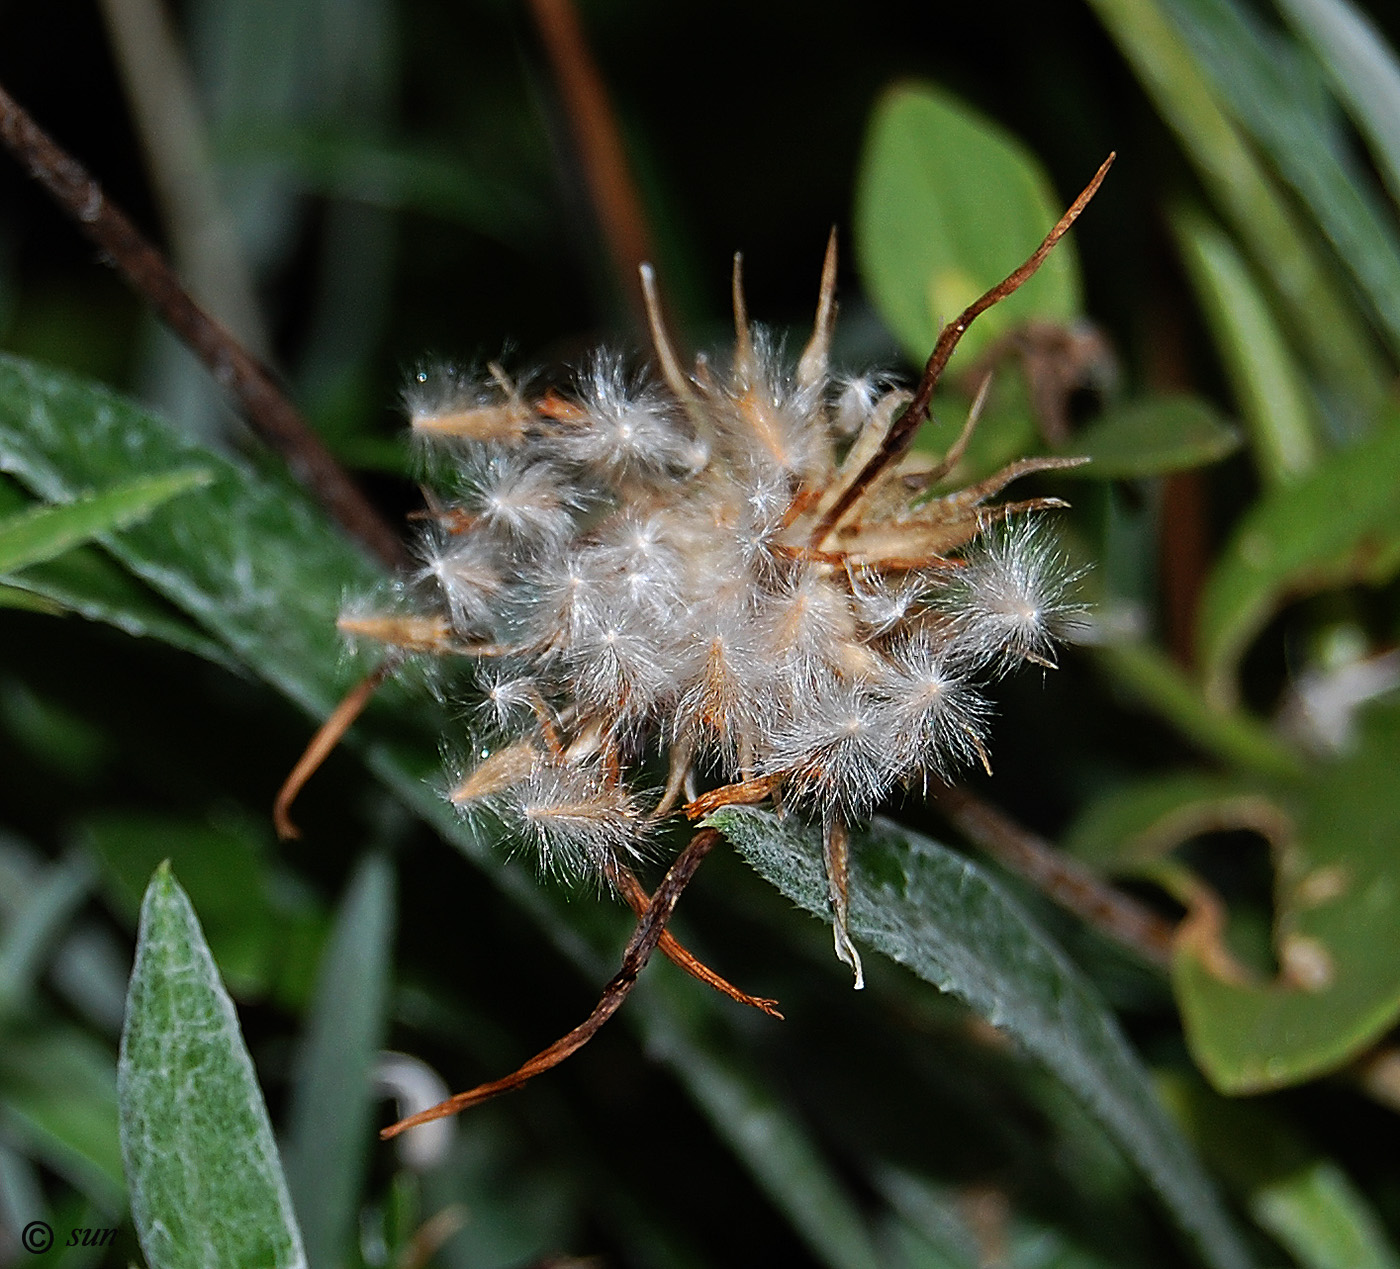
354,249,1084,885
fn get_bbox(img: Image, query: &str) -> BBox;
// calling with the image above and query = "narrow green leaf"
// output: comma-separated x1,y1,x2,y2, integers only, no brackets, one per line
1170,207,1321,484
1255,1163,1400,1269
0,584,63,613
0,544,239,669
0,1023,123,1212
643,1009,885,1269
1083,0,1389,413
225,129,546,244
0,469,211,576
1060,396,1242,479
1161,0,1400,358
854,82,1082,371
1175,695,1400,1093
710,807,1256,1269
119,863,307,1269
877,1167,1120,1269
0,852,95,1014
282,853,394,1269
1278,0,1400,214
1196,407,1400,707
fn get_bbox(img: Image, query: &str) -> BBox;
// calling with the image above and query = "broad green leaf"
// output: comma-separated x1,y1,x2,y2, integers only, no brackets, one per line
1170,208,1320,485
1164,1075,1400,1269
1092,641,1303,779
0,1023,124,1212
1161,0,1400,358
0,356,887,1269
1276,0,1400,221
710,806,1256,1269
119,863,306,1269
1083,0,1389,414
283,853,394,1269
1058,396,1242,479
854,83,1082,371
1062,771,1280,870
1196,408,1400,707
0,469,211,576
1175,695,1400,1093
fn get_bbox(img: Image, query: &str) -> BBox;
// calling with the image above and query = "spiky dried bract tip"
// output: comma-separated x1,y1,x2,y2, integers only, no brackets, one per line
353,248,1085,920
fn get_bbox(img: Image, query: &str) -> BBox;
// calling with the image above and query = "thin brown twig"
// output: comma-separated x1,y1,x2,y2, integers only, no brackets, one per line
381,827,723,1137
612,864,783,1017
525,0,656,326
274,659,396,840
0,79,408,571
927,779,1175,968
812,153,1115,545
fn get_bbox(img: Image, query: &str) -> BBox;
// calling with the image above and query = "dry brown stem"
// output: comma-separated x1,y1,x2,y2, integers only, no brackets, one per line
813,153,1115,545
526,0,656,326
0,79,407,570
274,660,395,840
612,865,783,1017
928,779,1174,967
381,828,723,1137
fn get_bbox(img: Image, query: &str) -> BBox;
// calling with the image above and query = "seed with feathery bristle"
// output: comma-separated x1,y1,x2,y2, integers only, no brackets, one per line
348,235,1087,985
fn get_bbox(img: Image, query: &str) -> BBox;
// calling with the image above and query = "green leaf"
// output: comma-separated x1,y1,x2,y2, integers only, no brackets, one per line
1161,0,1400,359
1092,641,1303,779
1083,0,1390,415
710,806,1256,1269
1061,771,1281,871
642,1011,886,1269
0,469,211,576
225,128,547,245
1196,408,1400,707
0,584,63,613
877,1167,1120,1269
119,863,307,1269
0,1023,124,1212
0,355,382,719
1275,0,1400,230
1170,207,1320,485
1163,1075,1400,1269
1059,396,1242,479
0,355,886,1269
854,82,1082,371
1175,695,1400,1093
282,853,394,1269
0,852,95,1015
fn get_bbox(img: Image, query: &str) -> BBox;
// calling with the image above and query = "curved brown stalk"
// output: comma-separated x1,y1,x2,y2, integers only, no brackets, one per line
612,865,782,1018
928,779,1175,967
274,660,395,840
381,828,723,1138
812,153,1115,546
0,79,407,570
